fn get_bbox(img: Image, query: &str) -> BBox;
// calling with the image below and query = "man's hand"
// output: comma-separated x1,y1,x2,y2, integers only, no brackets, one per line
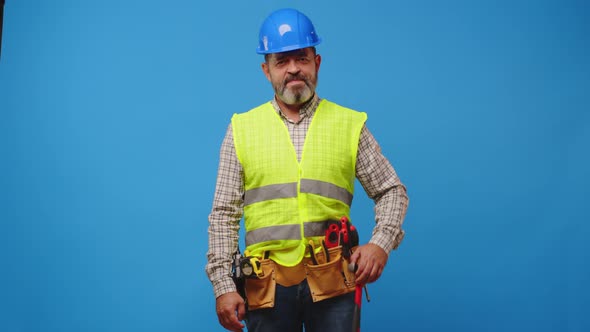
349,243,388,285
216,292,246,332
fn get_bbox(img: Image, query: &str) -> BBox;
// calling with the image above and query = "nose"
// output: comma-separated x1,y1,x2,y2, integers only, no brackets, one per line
286,59,300,74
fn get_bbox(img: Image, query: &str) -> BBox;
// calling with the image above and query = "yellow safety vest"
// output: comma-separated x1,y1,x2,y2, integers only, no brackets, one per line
232,99,367,266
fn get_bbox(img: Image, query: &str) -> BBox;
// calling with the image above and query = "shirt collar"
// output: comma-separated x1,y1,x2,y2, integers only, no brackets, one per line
271,94,321,124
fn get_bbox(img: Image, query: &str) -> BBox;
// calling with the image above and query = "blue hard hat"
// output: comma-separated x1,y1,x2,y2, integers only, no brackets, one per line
256,8,322,54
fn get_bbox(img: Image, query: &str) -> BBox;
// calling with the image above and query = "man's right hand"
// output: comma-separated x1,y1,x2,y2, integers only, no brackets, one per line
216,291,246,332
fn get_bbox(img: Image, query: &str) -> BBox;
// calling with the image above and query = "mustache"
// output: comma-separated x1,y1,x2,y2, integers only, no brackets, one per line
284,75,309,85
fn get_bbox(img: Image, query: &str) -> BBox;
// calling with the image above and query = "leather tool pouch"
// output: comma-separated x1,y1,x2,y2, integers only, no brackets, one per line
244,259,276,310
305,245,357,302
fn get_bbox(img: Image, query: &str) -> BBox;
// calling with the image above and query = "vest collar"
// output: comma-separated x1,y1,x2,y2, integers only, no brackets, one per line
271,94,321,124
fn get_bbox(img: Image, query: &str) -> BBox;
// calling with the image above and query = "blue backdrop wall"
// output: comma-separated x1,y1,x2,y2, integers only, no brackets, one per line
1,0,588,331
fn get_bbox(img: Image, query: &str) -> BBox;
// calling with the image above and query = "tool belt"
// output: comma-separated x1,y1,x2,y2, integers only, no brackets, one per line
244,244,357,310
239,216,360,310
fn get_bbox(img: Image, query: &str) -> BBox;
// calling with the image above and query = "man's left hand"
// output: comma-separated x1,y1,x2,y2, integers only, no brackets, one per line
349,243,388,285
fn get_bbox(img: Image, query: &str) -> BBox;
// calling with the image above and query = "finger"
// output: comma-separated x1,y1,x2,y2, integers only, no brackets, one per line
222,314,244,331
237,301,246,321
350,248,360,264
355,258,371,284
228,313,245,330
219,308,245,331
366,262,382,283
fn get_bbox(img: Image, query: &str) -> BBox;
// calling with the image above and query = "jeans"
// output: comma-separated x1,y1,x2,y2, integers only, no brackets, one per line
245,279,355,332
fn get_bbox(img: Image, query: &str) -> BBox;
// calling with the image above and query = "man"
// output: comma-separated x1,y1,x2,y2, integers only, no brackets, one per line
206,8,408,332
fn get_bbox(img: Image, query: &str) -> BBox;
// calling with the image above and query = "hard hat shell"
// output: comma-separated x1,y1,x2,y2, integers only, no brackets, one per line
256,8,322,54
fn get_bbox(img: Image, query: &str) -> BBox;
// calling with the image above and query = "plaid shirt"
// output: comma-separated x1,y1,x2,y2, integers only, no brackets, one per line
206,95,409,298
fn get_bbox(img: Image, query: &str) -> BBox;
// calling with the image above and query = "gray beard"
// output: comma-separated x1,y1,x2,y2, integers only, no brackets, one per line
274,75,316,105
277,84,314,105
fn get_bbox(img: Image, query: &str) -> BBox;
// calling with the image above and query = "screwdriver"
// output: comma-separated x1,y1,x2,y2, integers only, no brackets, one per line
348,262,371,302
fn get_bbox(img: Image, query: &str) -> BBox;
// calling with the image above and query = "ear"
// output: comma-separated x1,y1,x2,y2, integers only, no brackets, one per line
261,62,271,82
315,54,322,73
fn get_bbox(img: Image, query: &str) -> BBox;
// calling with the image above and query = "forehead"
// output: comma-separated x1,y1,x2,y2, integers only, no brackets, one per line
269,48,314,60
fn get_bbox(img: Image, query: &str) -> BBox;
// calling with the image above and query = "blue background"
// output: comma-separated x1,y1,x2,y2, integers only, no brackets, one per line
1,0,588,331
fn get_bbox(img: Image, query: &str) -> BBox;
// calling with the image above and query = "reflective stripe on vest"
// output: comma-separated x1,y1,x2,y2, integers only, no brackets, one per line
244,183,298,206
245,221,328,246
300,179,353,206
244,179,352,207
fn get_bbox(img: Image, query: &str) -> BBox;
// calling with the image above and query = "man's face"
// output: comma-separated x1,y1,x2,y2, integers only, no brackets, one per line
262,48,322,106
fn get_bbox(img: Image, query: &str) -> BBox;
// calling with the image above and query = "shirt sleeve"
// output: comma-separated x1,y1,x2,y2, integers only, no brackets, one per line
355,125,409,254
206,123,244,298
